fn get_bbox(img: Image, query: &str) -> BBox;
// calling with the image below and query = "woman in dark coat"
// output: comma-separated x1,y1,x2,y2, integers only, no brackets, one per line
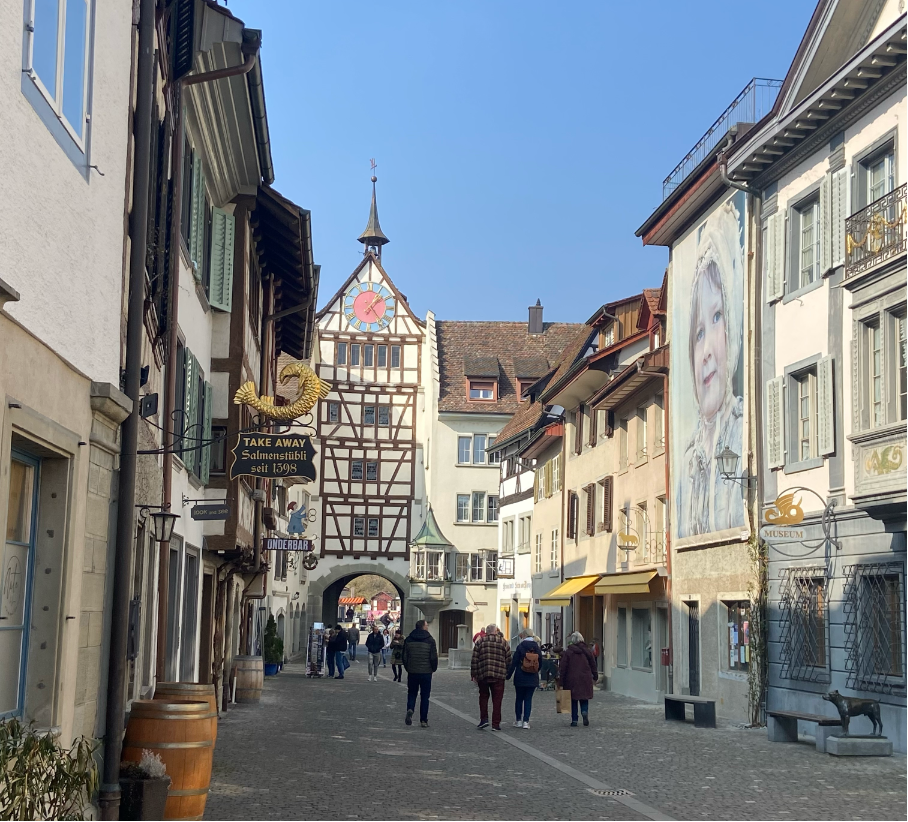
558,631,598,726
507,629,542,728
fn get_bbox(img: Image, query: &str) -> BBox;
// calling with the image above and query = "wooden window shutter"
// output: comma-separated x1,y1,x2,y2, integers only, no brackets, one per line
603,475,613,532
817,357,835,456
208,208,236,312
765,213,784,302
588,408,598,446
831,168,848,268
574,408,583,454
169,0,197,82
200,381,213,483
585,485,595,536
766,375,785,469
189,157,205,279
567,492,577,540
820,174,832,275
544,460,553,497
534,467,540,501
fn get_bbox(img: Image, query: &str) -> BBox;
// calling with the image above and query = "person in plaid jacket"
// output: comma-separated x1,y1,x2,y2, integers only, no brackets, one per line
470,625,512,731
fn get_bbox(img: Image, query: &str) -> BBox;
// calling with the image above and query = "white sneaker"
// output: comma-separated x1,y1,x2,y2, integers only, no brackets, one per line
522,721,530,729
513,720,523,728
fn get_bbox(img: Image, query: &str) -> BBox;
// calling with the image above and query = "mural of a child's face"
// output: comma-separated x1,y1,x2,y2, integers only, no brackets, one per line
692,267,728,422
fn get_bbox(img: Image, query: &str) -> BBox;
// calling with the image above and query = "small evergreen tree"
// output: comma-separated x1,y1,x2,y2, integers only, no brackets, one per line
263,614,284,664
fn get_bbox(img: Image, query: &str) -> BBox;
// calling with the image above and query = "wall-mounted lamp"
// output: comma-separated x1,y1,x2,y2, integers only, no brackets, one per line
136,504,179,542
716,446,756,489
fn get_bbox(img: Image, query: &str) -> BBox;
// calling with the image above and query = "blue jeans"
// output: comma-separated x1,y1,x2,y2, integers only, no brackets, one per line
571,699,589,722
515,685,535,722
406,673,433,722
334,651,346,677
381,648,388,666
348,642,357,660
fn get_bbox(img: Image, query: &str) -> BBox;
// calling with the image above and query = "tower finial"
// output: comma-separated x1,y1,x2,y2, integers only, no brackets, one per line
358,161,389,258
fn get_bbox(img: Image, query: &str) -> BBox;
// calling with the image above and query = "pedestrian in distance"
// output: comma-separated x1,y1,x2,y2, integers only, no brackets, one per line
347,623,360,662
402,619,438,728
390,629,405,682
327,624,348,679
382,628,391,667
507,628,542,729
558,631,598,726
471,623,512,731
365,624,384,681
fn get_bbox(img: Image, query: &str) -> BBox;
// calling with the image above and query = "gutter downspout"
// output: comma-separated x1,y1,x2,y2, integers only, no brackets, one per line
717,128,760,196
661,368,673,695
100,0,154,815
157,46,258,682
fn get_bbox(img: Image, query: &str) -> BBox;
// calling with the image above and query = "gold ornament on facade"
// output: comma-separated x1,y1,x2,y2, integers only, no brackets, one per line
233,361,331,420
763,493,804,525
845,204,907,256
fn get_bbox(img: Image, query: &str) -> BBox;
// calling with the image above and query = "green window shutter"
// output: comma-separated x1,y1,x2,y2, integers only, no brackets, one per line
208,208,235,312
820,174,832,275
766,375,785,470
817,357,835,457
181,347,195,471
189,157,204,281
765,213,784,303
184,352,199,476
831,168,849,268
200,381,213,484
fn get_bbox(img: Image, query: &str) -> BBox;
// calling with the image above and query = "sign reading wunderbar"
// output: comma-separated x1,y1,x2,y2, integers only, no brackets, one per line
263,538,314,552
229,432,316,481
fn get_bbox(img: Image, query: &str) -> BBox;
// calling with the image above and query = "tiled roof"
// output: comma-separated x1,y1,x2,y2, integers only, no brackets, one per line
513,356,551,379
495,398,546,444
643,288,663,316
436,321,583,415
539,323,598,402
463,355,500,377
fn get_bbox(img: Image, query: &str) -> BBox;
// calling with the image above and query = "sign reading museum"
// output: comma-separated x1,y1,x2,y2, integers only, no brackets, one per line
229,432,316,481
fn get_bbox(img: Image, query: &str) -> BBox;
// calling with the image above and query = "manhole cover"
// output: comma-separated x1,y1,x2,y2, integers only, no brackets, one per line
588,788,634,797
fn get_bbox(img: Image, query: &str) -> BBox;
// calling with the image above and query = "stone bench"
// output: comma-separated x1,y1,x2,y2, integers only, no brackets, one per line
664,694,716,728
767,710,842,752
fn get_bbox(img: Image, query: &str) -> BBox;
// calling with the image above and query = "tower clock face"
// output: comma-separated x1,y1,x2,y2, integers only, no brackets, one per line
344,282,395,331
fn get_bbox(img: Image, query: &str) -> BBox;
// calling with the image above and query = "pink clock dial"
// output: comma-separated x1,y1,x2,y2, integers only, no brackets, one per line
353,290,387,323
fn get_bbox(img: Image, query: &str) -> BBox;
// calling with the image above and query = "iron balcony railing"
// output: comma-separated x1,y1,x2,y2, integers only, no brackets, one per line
845,183,907,279
662,78,783,202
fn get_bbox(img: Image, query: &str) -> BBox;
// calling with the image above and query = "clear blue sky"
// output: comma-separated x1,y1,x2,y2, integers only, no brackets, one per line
228,0,814,323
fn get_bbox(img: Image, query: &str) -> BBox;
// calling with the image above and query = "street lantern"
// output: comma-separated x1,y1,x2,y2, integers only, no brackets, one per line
149,509,178,542
716,446,740,480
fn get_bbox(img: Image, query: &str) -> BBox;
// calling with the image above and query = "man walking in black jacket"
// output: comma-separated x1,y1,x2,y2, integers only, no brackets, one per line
402,620,438,728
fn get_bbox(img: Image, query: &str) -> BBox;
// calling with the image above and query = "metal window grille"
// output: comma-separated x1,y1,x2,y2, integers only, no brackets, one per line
779,567,830,683
843,562,906,695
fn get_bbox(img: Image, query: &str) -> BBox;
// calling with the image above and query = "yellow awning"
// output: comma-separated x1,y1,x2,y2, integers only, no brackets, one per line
518,603,530,613
594,569,659,595
540,575,600,606
500,604,510,612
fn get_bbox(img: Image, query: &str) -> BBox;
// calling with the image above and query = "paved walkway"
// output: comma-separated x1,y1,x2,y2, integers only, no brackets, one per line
206,663,906,821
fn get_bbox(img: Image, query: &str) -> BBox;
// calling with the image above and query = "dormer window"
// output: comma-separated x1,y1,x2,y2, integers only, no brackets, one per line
603,323,615,348
518,379,535,397
468,380,496,401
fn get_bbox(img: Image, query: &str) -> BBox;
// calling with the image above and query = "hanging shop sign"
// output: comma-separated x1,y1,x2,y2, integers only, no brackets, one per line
229,432,317,481
233,361,331,421
496,558,515,579
759,489,840,549
262,537,315,552
191,503,230,521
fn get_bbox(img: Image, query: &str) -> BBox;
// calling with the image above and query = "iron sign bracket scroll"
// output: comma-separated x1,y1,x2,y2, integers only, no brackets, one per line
762,486,841,552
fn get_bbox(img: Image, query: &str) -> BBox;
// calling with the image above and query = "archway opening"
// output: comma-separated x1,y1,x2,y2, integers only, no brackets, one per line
321,572,406,630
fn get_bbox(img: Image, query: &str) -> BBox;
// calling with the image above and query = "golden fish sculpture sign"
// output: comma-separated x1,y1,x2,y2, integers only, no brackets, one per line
233,361,331,420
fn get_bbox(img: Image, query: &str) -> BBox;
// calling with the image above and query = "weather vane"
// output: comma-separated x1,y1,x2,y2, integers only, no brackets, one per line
370,158,377,172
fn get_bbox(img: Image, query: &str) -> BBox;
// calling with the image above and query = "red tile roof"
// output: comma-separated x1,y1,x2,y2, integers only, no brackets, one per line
436,321,583,414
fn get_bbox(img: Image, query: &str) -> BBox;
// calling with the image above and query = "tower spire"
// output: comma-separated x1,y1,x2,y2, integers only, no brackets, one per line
358,166,390,258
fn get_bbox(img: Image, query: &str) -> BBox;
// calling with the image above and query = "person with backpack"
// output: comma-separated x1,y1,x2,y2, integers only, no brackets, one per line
507,628,542,729
470,623,512,731
365,623,385,681
403,620,438,727
558,631,599,726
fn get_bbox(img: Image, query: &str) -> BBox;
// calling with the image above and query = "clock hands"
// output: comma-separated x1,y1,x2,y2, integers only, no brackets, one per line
365,294,383,319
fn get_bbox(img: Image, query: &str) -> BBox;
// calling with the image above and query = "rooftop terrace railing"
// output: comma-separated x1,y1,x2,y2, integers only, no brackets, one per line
661,78,783,202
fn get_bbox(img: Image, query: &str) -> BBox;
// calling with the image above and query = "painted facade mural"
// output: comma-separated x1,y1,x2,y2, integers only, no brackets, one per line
671,190,749,546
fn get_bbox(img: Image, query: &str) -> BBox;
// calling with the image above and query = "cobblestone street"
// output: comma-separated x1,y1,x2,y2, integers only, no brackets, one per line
207,662,906,821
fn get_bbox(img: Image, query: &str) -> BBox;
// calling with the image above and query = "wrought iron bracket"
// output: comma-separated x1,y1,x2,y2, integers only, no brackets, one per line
182,494,228,507
765,486,841,551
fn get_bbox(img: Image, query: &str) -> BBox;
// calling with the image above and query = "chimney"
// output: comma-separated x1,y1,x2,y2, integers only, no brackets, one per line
528,299,543,335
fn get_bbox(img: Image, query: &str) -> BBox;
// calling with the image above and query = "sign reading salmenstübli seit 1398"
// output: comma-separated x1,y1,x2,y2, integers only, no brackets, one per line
229,432,316,481
263,538,314,552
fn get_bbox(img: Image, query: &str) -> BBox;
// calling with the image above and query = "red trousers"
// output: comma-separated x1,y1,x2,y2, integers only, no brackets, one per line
478,678,505,727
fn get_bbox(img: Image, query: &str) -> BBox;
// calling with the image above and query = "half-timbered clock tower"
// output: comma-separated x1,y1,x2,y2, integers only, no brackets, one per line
307,178,427,625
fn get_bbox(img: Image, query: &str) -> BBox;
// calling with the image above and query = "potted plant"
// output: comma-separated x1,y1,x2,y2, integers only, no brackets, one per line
0,717,99,820
263,614,284,676
119,749,171,821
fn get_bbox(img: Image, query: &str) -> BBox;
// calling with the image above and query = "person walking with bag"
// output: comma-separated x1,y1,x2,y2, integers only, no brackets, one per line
470,623,512,731
507,628,542,729
347,623,360,662
402,620,438,727
389,629,405,682
558,631,598,726
365,624,384,682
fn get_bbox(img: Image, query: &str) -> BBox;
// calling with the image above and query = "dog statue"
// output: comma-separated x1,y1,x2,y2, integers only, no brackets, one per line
822,690,883,737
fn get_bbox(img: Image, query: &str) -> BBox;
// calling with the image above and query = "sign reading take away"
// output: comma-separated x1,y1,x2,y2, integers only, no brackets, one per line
229,432,316,481
263,538,315,552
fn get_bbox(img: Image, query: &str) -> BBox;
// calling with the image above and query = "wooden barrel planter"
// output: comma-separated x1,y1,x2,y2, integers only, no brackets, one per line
234,655,263,703
123,700,213,821
153,682,219,742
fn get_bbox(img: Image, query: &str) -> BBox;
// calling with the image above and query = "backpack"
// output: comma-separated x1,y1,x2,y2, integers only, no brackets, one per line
521,650,540,673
